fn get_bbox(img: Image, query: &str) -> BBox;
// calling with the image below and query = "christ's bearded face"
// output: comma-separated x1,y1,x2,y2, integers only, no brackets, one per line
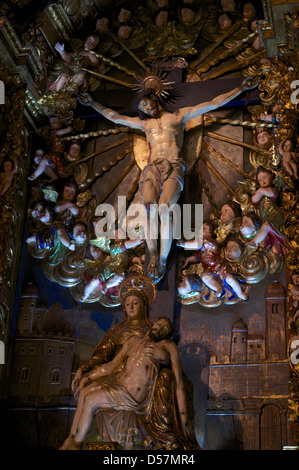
138,98,158,117
149,318,171,341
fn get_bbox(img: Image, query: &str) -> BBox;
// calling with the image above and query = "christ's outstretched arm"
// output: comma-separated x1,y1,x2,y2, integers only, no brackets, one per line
79,93,146,130
180,77,256,123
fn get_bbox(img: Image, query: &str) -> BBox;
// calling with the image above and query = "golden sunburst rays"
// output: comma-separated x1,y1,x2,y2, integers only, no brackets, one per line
189,22,242,70
79,137,139,207
85,49,176,100
81,68,135,89
83,47,144,90
133,68,175,99
108,31,147,72
194,30,260,81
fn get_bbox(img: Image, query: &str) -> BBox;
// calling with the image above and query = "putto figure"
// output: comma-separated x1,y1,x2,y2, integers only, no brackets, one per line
80,77,255,283
0,157,18,196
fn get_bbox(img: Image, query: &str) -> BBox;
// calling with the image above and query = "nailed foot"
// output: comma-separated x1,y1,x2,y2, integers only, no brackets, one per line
154,259,167,284
148,255,159,280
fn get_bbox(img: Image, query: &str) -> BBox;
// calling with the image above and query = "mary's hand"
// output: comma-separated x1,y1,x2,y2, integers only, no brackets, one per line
144,344,169,363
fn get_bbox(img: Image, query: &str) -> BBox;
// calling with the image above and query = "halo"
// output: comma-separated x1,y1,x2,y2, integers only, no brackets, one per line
133,68,175,98
118,272,157,306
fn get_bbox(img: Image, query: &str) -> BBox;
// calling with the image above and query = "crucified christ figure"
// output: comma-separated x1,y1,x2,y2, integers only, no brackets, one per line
80,76,255,283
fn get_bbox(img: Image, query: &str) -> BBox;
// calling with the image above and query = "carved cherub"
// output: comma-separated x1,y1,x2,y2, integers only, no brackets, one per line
177,273,202,298
177,221,248,301
222,236,248,301
242,2,258,22
81,231,145,302
29,200,54,226
28,148,59,182
279,138,298,178
48,32,100,93
215,200,242,244
239,211,285,256
55,181,80,229
218,13,234,32
259,100,284,124
289,273,299,308
251,166,284,236
220,0,238,15
28,116,74,181
0,157,18,196
254,127,274,150
26,218,87,253
64,141,82,163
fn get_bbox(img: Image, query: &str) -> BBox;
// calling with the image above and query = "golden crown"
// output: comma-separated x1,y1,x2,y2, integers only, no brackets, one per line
118,272,157,306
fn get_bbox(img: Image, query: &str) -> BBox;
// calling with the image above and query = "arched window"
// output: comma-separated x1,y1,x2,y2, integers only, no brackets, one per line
260,404,281,450
271,303,279,314
19,367,29,382
50,367,61,384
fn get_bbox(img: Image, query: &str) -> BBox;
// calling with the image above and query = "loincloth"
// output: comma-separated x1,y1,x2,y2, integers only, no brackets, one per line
139,156,185,198
98,374,153,416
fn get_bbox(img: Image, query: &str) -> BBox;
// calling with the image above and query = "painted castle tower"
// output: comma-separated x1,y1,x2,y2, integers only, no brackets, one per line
9,283,75,406
206,280,290,450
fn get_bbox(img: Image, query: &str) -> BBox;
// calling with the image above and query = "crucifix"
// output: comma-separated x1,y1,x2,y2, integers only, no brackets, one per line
78,70,258,285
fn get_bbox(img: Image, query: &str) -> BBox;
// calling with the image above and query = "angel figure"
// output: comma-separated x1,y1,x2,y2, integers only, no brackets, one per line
81,231,145,303
254,127,274,150
177,273,202,298
214,200,242,245
0,157,18,197
28,116,74,181
29,200,55,227
26,219,86,253
241,2,259,23
240,211,285,256
44,221,88,267
221,236,248,301
28,148,59,182
289,273,299,308
64,141,82,163
54,181,80,229
251,166,284,236
48,32,100,93
279,138,298,178
177,221,248,301
259,100,284,125
218,13,235,32
220,0,238,16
